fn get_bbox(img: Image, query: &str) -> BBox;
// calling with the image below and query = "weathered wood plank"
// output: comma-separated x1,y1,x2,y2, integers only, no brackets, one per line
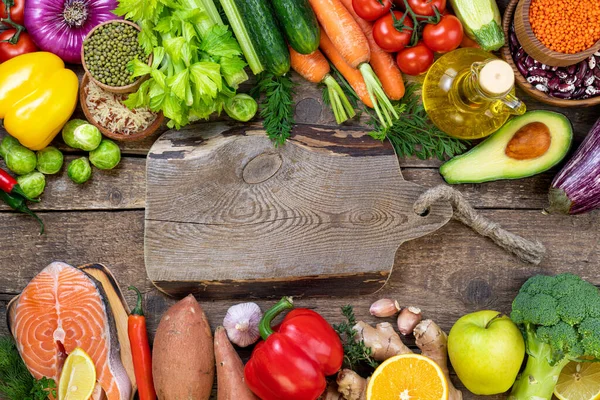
145,123,453,297
0,157,146,211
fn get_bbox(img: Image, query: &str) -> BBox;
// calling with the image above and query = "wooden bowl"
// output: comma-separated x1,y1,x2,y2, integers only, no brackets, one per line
501,0,600,108
80,73,164,142
81,20,151,95
514,0,600,67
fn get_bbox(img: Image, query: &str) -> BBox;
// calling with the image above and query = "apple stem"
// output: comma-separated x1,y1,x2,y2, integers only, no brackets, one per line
485,313,504,329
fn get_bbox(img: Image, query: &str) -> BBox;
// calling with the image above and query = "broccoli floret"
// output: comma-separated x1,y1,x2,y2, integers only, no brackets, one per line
509,274,600,400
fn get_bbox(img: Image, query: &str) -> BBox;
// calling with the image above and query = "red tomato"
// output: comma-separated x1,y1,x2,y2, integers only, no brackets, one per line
372,12,414,53
0,0,25,26
422,15,464,53
460,34,480,49
352,0,393,22
0,30,38,62
396,42,434,75
395,0,446,17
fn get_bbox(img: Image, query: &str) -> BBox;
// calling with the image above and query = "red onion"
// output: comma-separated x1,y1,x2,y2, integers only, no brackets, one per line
24,0,119,64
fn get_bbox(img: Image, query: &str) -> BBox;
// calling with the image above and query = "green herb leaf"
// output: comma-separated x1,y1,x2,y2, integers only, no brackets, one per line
334,306,380,373
252,73,296,146
201,25,243,58
189,61,223,99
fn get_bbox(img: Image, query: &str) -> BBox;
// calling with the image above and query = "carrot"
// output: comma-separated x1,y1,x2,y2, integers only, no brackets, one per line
289,46,356,124
307,0,370,68
290,47,330,83
319,31,373,108
339,0,405,100
214,327,260,400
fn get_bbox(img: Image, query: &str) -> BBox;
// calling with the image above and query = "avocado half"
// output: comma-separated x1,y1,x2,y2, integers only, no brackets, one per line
440,111,573,184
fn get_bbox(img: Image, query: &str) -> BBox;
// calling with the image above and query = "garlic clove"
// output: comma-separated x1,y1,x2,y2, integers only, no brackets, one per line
369,299,400,318
397,306,422,335
223,302,263,347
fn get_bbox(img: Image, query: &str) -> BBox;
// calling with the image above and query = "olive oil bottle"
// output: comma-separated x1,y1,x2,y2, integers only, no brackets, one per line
423,48,526,140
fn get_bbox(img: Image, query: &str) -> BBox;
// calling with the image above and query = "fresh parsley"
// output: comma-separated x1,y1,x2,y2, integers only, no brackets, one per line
0,337,56,400
334,305,380,373
251,73,297,146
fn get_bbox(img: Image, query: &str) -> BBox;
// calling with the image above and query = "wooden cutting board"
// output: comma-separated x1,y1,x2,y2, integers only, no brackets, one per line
145,122,453,298
7,263,137,399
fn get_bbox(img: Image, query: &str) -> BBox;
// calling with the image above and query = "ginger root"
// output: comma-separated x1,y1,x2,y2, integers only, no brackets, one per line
353,321,411,361
414,319,462,400
319,382,345,400
337,369,368,400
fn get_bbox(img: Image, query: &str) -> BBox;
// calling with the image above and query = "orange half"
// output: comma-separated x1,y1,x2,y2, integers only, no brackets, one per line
367,354,449,400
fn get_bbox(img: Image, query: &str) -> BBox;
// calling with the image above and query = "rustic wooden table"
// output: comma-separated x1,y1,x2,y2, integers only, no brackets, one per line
0,1,598,397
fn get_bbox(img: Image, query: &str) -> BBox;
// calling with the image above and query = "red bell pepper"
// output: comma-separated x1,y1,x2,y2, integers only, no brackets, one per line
244,297,344,400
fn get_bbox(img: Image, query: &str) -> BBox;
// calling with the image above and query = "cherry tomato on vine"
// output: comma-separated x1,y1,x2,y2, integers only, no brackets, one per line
0,0,25,26
396,41,434,75
352,0,393,22
0,30,38,62
395,0,446,17
372,11,414,53
422,14,463,53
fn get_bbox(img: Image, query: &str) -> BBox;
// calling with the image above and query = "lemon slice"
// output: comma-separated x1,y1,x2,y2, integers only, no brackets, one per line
58,348,97,400
554,361,600,400
367,353,448,400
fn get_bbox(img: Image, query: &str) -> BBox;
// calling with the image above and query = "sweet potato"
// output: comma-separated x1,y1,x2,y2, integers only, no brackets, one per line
153,294,215,400
214,326,259,400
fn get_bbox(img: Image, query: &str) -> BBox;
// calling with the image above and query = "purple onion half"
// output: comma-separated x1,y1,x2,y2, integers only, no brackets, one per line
24,0,120,64
548,118,600,215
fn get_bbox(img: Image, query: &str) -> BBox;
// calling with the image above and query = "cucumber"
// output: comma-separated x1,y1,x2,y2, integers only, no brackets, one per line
233,0,290,76
271,0,320,55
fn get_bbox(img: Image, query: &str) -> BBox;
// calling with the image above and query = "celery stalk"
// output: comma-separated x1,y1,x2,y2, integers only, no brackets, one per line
219,0,264,75
181,0,224,26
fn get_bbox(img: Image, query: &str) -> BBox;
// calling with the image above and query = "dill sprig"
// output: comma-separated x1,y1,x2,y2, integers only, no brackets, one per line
251,72,297,146
0,336,56,400
334,305,380,373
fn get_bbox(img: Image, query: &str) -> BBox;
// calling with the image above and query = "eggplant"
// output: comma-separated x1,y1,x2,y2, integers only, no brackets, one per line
548,118,600,214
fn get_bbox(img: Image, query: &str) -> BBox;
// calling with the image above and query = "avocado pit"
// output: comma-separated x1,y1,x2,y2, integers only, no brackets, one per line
505,122,551,160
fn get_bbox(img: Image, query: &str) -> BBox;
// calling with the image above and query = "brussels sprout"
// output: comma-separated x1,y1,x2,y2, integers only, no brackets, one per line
36,147,64,175
6,145,37,175
68,157,92,184
17,171,46,199
89,139,121,170
62,119,102,151
224,94,258,122
0,135,20,159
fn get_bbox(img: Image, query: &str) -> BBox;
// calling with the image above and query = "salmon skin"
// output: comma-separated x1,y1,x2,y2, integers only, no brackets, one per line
11,262,132,400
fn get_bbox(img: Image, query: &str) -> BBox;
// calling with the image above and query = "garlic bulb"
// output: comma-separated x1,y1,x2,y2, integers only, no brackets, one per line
223,302,263,347
397,306,422,335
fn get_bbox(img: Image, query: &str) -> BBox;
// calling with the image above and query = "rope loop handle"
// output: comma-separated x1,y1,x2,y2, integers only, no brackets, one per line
415,185,546,265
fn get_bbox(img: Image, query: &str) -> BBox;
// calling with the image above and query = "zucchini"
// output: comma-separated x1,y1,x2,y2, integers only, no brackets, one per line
270,0,320,55
448,0,505,51
233,0,290,76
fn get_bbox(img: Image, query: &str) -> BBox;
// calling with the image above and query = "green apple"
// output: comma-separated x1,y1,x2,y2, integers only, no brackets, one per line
448,310,525,395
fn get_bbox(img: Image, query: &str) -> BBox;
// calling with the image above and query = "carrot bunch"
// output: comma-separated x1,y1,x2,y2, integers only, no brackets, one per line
289,0,404,128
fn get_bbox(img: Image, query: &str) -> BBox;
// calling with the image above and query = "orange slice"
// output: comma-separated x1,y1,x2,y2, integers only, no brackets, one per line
366,354,448,400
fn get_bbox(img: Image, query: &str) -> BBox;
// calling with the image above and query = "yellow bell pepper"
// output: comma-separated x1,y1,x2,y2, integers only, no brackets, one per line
0,52,79,150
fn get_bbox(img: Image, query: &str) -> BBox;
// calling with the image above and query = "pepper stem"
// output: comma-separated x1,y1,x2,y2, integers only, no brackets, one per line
128,286,144,316
259,296,294,340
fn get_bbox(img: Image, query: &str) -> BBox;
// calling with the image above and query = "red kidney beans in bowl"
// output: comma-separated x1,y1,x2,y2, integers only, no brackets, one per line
509,24,600,100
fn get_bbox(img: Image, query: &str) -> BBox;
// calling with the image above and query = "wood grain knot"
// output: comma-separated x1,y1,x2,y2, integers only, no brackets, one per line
108,188,123,206
242,153,283,184
465,279,492,306
295,98,322,124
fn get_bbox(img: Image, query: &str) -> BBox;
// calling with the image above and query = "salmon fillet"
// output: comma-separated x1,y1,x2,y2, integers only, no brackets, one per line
11,262,131,400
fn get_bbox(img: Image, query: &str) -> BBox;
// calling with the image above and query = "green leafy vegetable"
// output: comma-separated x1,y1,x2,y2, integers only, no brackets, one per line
0,336,56,400
114,0,249,128
334,305,380,373
251,73,296,146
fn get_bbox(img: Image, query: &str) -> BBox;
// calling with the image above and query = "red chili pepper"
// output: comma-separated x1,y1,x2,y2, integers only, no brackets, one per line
0,167,39,201
244,297,344,400
128,286,156,400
